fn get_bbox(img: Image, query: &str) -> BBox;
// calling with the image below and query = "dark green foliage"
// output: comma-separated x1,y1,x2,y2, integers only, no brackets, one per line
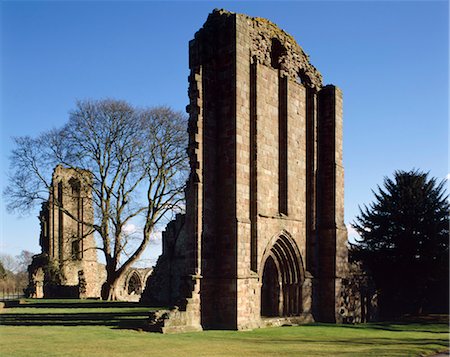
351,170,449,317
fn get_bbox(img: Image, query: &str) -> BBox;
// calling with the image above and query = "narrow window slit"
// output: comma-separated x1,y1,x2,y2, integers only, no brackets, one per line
250,61,258,272
279,74,288,215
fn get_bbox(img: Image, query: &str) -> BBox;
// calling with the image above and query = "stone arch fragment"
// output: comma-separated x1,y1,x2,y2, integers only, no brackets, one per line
260,233,304,317
126,271,142,295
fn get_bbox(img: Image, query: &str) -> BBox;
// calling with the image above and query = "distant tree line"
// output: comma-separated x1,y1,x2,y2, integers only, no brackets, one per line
0,250,34,296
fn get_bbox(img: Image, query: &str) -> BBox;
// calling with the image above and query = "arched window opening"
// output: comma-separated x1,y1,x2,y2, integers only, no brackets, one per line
69,178,81,197
270,38,286,69
71,239,82,260
127,272,142,295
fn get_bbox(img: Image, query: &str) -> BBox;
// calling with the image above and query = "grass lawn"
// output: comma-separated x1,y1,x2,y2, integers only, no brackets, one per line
0,300,448,357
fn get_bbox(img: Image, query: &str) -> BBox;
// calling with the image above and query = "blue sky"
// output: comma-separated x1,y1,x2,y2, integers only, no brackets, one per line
1,1,448,263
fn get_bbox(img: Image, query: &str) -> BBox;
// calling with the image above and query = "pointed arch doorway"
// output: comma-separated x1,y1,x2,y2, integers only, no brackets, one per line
261,234,304,317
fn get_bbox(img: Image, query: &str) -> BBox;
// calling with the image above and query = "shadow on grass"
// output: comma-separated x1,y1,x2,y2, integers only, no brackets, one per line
0,300,166,330
7,300,153,309
247,337,449,346
309,321,449,334
359,323,448,334
214,325,450,353
0,311,152,329
2,302,449,342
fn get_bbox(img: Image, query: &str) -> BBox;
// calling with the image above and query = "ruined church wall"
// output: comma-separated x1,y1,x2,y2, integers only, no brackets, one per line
50,166,97,263
141,9,350,331
141,214,186,306
234,14,310,329
44,166,101,297
187,12,317,329
189,12,239,329
317,86,349,322
29,166,151,301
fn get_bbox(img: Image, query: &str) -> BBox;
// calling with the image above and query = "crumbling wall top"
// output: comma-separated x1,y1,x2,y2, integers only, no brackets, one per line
51,165,93,187
205,9,323,89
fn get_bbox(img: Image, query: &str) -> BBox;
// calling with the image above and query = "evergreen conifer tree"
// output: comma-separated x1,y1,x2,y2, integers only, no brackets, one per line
351,170,449,317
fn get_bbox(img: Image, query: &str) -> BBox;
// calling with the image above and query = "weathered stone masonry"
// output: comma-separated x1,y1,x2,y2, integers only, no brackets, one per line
27,165,102,298
27,165,152,301
141,9,348,331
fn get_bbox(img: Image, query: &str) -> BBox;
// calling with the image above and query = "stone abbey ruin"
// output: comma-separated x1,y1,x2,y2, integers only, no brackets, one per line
27,165,152,301
28,9,375,331
141,9,353,332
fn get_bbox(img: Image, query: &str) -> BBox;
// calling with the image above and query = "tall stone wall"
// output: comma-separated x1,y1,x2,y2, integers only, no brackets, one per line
141,9,349,331
27,165,152,301
143,214,186,306
317,86,349,322
31,165,103,298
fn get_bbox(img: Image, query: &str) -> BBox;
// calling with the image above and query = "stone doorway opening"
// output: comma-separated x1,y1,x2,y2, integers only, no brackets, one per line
261,256,280,316
260,235,303,317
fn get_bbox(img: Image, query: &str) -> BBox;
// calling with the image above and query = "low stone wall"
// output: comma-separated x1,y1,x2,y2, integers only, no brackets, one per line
260,314,314,328
146,307,203,333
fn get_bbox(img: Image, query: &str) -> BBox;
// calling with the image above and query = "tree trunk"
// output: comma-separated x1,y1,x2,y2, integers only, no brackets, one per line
101,272,120,301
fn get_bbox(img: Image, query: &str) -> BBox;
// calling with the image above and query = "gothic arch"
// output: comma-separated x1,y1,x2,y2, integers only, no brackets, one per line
142,270,153,286
260,231,305,317
125,270,142,295
68,177,81,197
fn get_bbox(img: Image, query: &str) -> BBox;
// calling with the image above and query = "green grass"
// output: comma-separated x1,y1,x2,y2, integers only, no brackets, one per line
0,300,448,357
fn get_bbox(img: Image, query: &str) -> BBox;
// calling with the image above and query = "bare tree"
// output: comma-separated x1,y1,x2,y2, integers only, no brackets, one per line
5,99,188,299
16,250,34,273
0,253,21,275
0,251,33,294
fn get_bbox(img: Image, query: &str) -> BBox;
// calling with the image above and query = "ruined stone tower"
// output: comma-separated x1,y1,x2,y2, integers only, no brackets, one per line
142,9,348,331
27,165,153,300
27,165,101,298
